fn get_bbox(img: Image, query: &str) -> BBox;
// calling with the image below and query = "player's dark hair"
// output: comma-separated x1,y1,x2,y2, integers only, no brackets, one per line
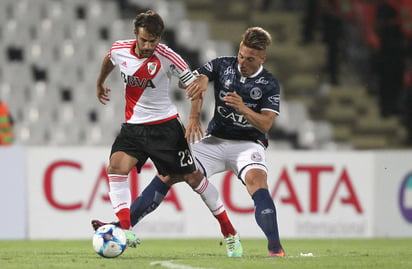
134,10,164,37
241,27,272,51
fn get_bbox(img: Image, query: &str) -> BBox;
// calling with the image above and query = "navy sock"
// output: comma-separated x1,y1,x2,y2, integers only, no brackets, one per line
252,188,282,250
130,176,170,226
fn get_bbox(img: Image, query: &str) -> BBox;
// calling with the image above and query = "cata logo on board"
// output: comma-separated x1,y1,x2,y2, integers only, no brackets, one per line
399,172,412,223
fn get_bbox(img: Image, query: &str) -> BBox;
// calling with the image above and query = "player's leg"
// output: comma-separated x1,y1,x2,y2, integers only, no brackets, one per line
105,151,141,248
96,123,150,247
190,138,237,237
128,166,239,241
244,168,284,257
130,174,172,226
192,176,243,257
189,175,236,237
231,141,284,257
129,118,195,226
189,137,242,257
92,173,176,243
106,151,138,230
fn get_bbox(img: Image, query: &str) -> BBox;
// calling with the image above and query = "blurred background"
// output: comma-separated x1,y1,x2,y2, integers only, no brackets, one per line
1,0,412,150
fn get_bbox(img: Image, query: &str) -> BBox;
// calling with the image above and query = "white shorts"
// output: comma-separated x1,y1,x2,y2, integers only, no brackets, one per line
191,135,268,183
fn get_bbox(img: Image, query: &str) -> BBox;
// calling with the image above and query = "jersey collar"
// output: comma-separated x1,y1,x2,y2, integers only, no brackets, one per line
237,64,263,80
130,40,147,59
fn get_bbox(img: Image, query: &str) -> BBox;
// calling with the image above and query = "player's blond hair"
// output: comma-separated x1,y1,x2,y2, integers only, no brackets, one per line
241,27,272,51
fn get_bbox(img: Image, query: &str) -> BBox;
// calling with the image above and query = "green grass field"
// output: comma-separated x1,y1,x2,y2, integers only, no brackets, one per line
0,239,411,269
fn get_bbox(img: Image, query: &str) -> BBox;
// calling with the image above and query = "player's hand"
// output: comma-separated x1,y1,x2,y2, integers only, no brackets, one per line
185,117,204,144
97,85,111,105
186,75,208,100
223,91,246,113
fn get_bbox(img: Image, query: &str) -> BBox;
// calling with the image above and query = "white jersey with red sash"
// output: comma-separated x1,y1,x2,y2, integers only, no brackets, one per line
109,40,192,124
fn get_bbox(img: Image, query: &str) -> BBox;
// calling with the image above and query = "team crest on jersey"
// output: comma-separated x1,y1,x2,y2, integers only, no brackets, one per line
250,87,262,100
251,152,263,162
147,62,158,75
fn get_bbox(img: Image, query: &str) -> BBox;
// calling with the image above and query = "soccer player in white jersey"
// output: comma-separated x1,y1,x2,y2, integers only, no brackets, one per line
92,10,241,254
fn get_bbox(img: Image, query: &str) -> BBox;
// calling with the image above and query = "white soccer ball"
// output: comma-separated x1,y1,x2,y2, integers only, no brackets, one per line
92,224,127,258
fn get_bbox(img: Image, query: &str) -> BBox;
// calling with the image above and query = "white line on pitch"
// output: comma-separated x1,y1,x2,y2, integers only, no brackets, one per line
150,260,215,269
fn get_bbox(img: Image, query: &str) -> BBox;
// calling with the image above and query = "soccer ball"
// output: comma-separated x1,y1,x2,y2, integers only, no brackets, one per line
92,224,127,258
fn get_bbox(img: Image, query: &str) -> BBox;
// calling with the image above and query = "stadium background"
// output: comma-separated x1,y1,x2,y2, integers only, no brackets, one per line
0,0,411,240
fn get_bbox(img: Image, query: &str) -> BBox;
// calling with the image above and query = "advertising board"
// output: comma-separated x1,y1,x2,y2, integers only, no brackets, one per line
26,148,377,239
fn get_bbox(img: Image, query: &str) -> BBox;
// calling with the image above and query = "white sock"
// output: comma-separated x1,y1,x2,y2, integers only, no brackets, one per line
108,174,130,213
194,177,225,215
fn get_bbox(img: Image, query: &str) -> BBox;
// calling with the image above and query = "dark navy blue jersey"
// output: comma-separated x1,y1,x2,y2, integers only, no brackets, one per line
196,56,280,147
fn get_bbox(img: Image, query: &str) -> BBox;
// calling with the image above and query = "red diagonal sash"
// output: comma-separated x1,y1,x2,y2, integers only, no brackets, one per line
125,55,161,121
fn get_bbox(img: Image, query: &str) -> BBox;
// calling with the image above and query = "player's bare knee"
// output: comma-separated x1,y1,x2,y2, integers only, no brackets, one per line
107,165,128,175
245,175,268,191
183,171,202,188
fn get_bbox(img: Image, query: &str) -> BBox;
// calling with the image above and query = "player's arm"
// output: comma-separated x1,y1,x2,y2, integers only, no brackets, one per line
177,70,209,99
185,97,204,144
96,54,115,105
184,74,209,100
223,91,276,133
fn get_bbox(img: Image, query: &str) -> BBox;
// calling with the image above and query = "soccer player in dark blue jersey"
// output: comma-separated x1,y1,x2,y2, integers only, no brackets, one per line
185,26,284,257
